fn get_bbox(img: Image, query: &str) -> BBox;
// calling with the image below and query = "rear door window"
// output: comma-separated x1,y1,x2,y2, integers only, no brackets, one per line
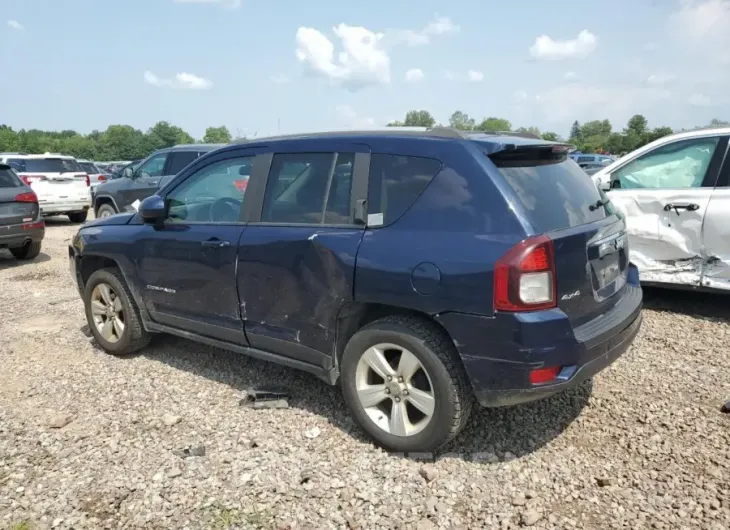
490,147,608,232
367,154,441,226
166,151,201,175
79,162,99,174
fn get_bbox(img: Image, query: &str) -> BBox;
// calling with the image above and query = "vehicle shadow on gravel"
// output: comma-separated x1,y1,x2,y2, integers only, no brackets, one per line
99,331,591,462
0,250,51,269
642,286,730,321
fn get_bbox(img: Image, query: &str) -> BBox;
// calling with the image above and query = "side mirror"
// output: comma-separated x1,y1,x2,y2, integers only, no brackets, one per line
139,195,166,223
122,167,134,179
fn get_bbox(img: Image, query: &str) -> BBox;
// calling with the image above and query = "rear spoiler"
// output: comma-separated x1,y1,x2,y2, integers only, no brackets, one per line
488,144,572,167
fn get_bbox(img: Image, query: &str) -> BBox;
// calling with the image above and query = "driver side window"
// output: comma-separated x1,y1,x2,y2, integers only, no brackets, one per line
166,156,253,224
135,153,167,178
612,137,719,189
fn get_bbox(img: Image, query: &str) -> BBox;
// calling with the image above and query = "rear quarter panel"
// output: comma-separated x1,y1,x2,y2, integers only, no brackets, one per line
354,140,526,317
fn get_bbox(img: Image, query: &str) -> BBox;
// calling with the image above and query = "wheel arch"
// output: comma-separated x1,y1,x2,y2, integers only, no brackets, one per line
93,195,119,215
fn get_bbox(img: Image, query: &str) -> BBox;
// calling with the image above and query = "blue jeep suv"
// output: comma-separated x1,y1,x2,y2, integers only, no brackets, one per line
69,128,642,452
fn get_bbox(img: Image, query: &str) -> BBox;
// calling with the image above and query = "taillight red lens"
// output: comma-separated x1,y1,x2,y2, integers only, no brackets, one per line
19,174,46,186
98,175,106,182
494,234,557,312
76,173,90,186
15,191,38,203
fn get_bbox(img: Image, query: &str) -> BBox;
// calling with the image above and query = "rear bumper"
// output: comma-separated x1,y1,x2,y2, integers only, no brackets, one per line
0,223,45,248
436,269,643,408
40,200,90,214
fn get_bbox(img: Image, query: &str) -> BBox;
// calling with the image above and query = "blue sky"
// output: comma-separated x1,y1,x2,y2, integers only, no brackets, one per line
1,0,728,139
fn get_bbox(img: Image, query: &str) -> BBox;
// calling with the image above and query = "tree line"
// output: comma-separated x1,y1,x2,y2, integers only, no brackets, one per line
389,110,730,155
0,122,233,162
1,113,728,162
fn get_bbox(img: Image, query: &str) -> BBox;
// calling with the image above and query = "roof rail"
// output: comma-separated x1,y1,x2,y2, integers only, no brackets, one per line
0,152,27,155
231,126,470,144
471,130,545,140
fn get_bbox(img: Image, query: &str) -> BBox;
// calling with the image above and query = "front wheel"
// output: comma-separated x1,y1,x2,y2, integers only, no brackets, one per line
68,211,88,223
340,315,473,453
83,268,150,355
96,204,116,218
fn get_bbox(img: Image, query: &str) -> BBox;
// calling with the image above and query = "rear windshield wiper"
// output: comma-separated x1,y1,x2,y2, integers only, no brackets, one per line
588,198,609,212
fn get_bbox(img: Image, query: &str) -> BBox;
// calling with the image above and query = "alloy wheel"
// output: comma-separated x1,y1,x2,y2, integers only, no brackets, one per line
90,283,125,343
355,343,436,437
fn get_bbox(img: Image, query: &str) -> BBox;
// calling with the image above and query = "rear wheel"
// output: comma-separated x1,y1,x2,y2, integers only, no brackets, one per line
340,315,473,453
68,211,88,223
10,241,41,260
96,204,116,218
83,268,150,355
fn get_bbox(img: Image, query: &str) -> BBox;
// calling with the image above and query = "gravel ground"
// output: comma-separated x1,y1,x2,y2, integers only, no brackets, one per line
1,217,729,530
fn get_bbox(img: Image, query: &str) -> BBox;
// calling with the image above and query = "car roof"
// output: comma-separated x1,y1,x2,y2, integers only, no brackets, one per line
0,153,76,159
167,143,226,152
228,127,564,153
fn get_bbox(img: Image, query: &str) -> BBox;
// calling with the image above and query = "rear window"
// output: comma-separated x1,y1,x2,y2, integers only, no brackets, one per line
23,158,82,173
0,168,22,188
367,154,441,226
493,152,607,232
79,162,100,174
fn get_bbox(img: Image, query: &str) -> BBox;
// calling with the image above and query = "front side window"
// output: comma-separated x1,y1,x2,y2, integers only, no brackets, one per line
613,137,720,189
136,153,167,178
261,152,355,224
166,156,252,223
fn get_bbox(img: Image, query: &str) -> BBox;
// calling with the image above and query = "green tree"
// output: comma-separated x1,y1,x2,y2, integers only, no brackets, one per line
477,117,511,132
569,121,582,142
580,119,611,138
516,126,541,137
147,121,194,150
643,126,673,144
542,131,561,141
203,126,232,143
448,111,476,131
624,114,648,137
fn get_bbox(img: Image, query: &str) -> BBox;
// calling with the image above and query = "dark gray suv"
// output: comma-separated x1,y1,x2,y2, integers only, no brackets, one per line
93,144,224,217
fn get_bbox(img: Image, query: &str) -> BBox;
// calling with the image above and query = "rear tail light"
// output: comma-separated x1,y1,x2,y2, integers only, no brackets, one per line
19,174,47,185
15,191,38,203
98,175,107,182
75,173,90,186
494,234,557,312
22,220,44,230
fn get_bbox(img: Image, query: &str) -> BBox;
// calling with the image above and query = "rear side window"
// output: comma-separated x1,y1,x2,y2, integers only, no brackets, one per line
367,154,441,226
166,151,201,175
23,158,81,173
493,151,606,232
6,158,26,171
0,168,22,187
79,162,99,174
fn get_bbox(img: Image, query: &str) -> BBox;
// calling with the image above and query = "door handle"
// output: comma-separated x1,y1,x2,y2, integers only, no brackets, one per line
201,239,230,248
663,203,700,215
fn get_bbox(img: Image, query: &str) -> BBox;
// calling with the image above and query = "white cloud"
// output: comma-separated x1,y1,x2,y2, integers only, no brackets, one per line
171,0,241,7
405,68,424,82
564,71,579,82
513,90,528,102
646,73,676,86
335,105,376,128
529,30,597,60
689,93,712,106
467,70,484,82
671,0,730,42
401,16,459,46
144,71,212,90
7,20,24,30
270,74,290,84
295,24,390,90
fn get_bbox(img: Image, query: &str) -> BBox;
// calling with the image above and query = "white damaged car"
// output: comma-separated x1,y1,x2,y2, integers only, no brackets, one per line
591,127,730,291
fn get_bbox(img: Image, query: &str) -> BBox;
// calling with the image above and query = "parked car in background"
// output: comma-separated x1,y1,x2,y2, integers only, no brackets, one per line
92,145,224,217
0,163,44,259
592,127,730,291
78,159,110,196
580,160,613,177
571,153,615,166
70,127,642,452
0,152,91,223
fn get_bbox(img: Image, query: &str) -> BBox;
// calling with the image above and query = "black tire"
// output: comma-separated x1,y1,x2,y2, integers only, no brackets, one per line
68,211,88,223
10,241,42,260
83,267,150,355
96,203,116,218
340,315,473,453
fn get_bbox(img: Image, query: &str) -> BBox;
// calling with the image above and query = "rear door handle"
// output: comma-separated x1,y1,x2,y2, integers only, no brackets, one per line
201,239,230,248
663,203,700,215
